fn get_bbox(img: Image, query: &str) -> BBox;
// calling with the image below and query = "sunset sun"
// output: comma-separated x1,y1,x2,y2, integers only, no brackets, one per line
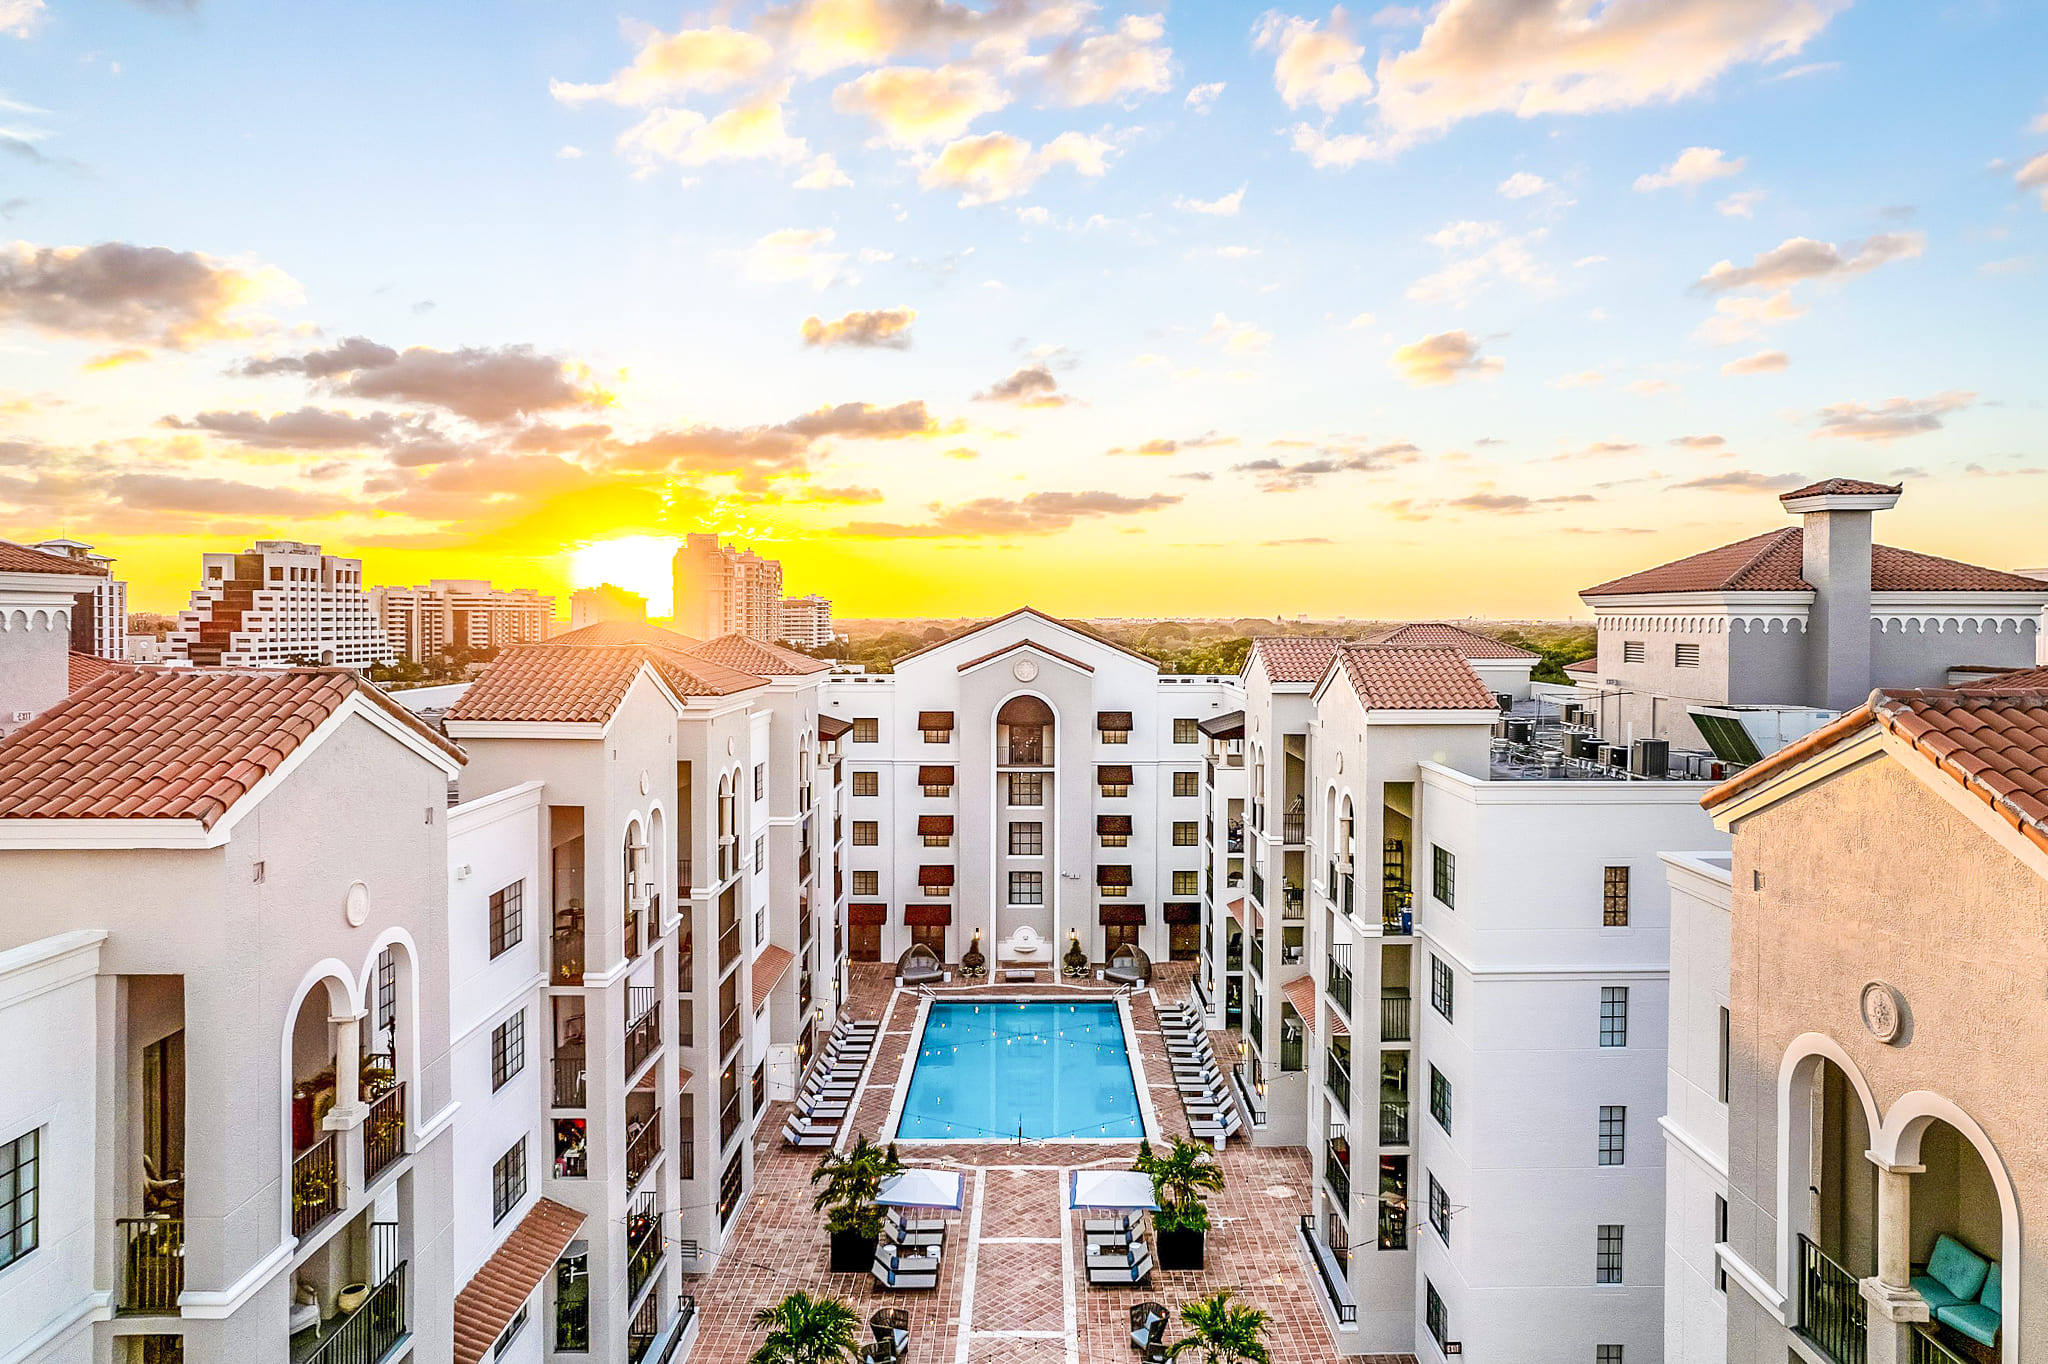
568,535,680,618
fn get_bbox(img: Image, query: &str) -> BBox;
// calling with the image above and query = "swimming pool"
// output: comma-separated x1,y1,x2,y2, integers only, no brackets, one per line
894,1000,1146,1142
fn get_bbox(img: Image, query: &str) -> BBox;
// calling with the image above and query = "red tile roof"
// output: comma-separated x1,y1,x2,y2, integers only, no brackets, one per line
1249,636,1342,683
1281,975,1317,1033
1581,527,2047,597
0,668,461,827
1360,622,1537,660
895,606,1162,669
1779,477,1902,500
1333,645,1499,711
67,651,132,692
448,642,764,722
1565,656,1598,674
752,943,796,1003
544,619,700,650
453,1198,586,1364
0,540,108,576
687,632,830,675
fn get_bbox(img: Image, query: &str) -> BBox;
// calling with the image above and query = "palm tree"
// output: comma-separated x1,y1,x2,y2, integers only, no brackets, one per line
1134,1135,1226,1232
809,1133,904,1239
747,1291,862,1364
1167,1289,1272,1364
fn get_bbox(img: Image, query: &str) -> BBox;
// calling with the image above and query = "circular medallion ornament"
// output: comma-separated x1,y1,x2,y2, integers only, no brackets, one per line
344,881,369,928
639,770,650,796
1861,981,1904,1044
1012,658,1039,682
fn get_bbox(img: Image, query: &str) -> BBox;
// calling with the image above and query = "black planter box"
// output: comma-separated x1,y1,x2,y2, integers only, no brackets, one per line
829,1228,878,1273
1156,1228,1205,1271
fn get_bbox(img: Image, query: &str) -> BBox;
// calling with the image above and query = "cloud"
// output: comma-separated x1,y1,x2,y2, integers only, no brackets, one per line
1694,232,1924,293
1105,430,1234,456
1674,470,1806,491
617,84,807,170
1409,224,1550,304
1185,81,1226,113
1263,536,1334,545
0,240,295,349
1696,289,1806,344
1552,369,1603,389
1722,349,1788,375
0,0,44,38
1176,185,1245,216
743,227,850,288
1204,312,1272,354
1717,189,1766,217
838,489,1179,538
920,129,1113,205
794,153,853,189
761,0,1091,75
800,306,916,349
2017,152,2048,209
239,335,399,378
557,145,585,159
243,340,609,425
1391,329,1500,386
1671,434,1726,449
1427,219,1498,249
975,363,1073,408
160,406,428,449
109,473,351,516
1254,8,1374,112
1498,171,1551,198
549,25,774,105
82,347,149,371
1030,13,1175,107
1634,146,1744,191
1812,391,1974,442
1232,438,1416,490
832,64,1010,147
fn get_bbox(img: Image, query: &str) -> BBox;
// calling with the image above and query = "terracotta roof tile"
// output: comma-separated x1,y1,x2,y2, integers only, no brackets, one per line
1779,477,1903,500
67,651,133,692
1565,656,1598,674
1281,975,1317,1033
0,540,108,576
453,1198,585,1364
1582,527,2046,597
1334,645,1499,711
1359,622,1537,660
0,668,460,827
448,640,766,723
687,632,830,675
1249,637,1343,683
752,943,796,1002
894,606,1162,669
545,619,700,650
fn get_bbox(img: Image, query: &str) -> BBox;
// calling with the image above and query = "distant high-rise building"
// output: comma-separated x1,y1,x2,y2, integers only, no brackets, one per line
33,537,127,661
778,593,834,649
569,582,647,628
169,540,390,668
372,579,556,662
672,533,785,640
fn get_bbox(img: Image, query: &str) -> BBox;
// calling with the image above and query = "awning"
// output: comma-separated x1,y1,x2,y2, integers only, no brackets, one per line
1198,710,1245,740
1097,765,1134,785
850,903,887,925
1226,898,1245,926
918,765,955,785
1099,905,1145,926
752,944,795,1002
878,1169,964,1210
1328,1004,1349,1037
1097,711,1134,731
1282,976,1317,1032
453,1198,587,1364
918,864,955,886
905,904,952,926
1067,1170,1158,1211
1097,814,1132,836
1163,902,1200,924
1097,864,1132,887
918,711,955,730
918,814,954,836
818,714,854,740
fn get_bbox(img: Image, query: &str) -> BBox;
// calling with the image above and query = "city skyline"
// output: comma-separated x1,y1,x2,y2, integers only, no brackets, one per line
3,2,2046,619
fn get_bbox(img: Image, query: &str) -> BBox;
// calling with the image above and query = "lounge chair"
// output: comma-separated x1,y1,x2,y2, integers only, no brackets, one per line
1089,1247,1154,1286
1131,1302,1170,1353
871,1254,939,1290
782,1121,834,1148
1189,1110,1242,1144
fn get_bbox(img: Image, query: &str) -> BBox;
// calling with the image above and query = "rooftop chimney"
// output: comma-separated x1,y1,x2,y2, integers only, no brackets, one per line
1780,478,1903,712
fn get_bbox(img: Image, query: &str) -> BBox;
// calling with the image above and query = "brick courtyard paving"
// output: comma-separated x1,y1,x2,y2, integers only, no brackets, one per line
687,963,1415,1363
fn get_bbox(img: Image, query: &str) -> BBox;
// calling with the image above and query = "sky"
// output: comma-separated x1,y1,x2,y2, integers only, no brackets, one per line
1,0,2044,620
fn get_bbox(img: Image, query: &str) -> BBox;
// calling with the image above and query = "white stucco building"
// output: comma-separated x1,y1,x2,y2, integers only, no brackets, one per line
372,581,556,663
31,539,127,662
169,541,391,669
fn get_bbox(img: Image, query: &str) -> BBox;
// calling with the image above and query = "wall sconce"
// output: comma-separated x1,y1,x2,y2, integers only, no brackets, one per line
1237,1038,1247,1058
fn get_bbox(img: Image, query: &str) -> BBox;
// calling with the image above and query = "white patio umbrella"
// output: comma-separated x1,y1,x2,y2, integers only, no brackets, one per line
1066,1170,1158,1211
876,1169,965,1210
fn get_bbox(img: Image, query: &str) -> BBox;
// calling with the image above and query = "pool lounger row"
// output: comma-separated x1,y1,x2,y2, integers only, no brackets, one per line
873,1211,949,1290
1160,999,1240,1143
781,1018,880,1147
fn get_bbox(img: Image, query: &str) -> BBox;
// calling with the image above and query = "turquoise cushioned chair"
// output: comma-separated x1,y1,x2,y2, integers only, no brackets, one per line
1937,1259,2000,1347
1912,1234,1988,1313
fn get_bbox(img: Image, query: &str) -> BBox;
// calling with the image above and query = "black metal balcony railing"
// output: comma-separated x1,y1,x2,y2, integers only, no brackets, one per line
303,1261,407,1364
1798,1234,1868,1364
719,1007,741,1059
625,988,661,1079
628,1204,663,1304
677,1138,695,1180
1226,939,1243,972
552,924,585,986
1249,934,1265,976
1381,991,1411,1042
626,1109,663,1188
1282,886,1303,918
799,972,814,1016
1326,959,1353,1015
554,1054,587,1108
1912,1327,1971,1364
1250,868,1265,905
292,1132,342,1237
1282,812,1305,844
1381,1096,1409,1145
1298,1215,1358,1324
372,1220,399,1284
118,1217,183,1313
720,1094,742,1148
1006,738,1044,765
719,922,741,973
1230,1061,1267,1126
1325,1144,1350,1204
625,903,641,961
627,1285,663,1364
363,1081,406,1185
1327,860,1337,900
1342,873,1355,916
1326,1055,1351,1111
1378,1203,1407,1251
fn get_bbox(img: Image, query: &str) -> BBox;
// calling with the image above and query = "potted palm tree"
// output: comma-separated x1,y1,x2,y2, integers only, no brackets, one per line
748,1290,862,1364
810,1133,903,1272
1134,1136,1225,1271
1167,1289,1271,1364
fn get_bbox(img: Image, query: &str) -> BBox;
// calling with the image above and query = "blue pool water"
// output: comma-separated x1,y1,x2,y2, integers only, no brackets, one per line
898,1000,1143,1141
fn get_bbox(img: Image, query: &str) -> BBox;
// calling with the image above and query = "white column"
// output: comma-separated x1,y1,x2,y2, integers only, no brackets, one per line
1861,1157,1929,1364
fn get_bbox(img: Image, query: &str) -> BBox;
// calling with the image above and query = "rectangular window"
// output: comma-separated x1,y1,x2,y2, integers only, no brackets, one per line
495,1304,530,1357
753,763,766,800
922,884,950,898
1425,1281,1447,1350
1597,1348,1623,1364
1174,717,1199,744
1429,1173,1450,1244
1099,778,1130,798
923,832,949,847
489,880,524,959
1675,643,1701,668
1172,771,1200,798
1432,845,1455,908
1008,773,1043,807
1598,1105,1626,1165
1600,987,1629,1047
1622,641,1645,665
754,835,766,873
1429,1066,1452,1133
1100,831,1129,848
1602,866,1630,927
1009,822,1043,856
852,821,878,846
492,1136,527,1224
1172,821,1198,847
490,1009,526,1091
923,726,951,744
1596,1224,1624,1284
1099,727,1128,745
852,771,879,797
1009,871,1043,904
0,1129,37,1271
1431,955,1454,1022
1718,1006,1731,1102
851,717,878,743
1715,1196,1729,1292
852,870,878,896
1173,870,1200,896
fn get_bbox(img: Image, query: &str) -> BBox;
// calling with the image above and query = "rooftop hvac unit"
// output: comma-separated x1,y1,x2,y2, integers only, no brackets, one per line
1629,739,1669,779
1569,732,1600,761
1496,693,1514,713
1503,717,1534,745
1601,744,1628,768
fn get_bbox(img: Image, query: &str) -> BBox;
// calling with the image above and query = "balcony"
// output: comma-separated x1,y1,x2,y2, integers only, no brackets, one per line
1005,737,1045,765
677,1138,695,1180
551,917,585,987
1912,1328,1973,1364
626,1108,663,1189
118,1217,183,1314
719,1006,741,1059
297,1261,408,1364
625,902,642,961
799,971,814,1017
1382,891,1414,936
625,987,661,1079
1249,933,1265,976
628,1195,663,1304
1380,1096,1409,1145
1282,885,1303,919
553,1054,587,1108
1381,990,1411,1043
1326,1054,1352,1112
1298,1215,1358,1325
363,1081,406,1184
719,920,740,974
292,1132,342,1237
1325,1136,1351,1204
720,1092,742,1149
1251,868,1265,906
1326,957,1353,1016
1341,873,1355,917
1231,1061,1268,1126
1282,812,1305,844
1797,1234,1868,1364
